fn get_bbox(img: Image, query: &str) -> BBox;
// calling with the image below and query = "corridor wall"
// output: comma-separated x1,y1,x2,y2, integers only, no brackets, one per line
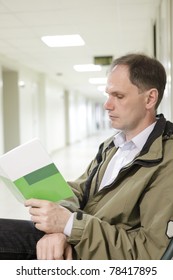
0,60,105,155
156,0,173,121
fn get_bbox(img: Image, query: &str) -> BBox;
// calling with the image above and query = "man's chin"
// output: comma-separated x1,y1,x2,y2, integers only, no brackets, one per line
110,121,121,130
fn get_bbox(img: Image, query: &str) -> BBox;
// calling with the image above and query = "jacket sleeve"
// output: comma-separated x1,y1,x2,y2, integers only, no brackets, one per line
67,151,173,260
68,184,173,260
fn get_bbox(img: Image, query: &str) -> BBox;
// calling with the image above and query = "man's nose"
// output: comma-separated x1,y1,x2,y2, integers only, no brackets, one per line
104,98,114,110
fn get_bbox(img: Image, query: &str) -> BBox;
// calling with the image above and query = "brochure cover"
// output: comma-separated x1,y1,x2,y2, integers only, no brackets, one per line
0,139,74,203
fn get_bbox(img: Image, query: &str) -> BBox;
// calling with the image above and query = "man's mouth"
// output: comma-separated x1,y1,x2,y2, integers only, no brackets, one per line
108,115,118,119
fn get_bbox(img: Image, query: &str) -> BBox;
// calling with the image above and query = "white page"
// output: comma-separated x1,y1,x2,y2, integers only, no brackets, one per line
0,138,52,181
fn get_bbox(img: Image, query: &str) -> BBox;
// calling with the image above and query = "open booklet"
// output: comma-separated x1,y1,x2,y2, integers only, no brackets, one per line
0,138,74,203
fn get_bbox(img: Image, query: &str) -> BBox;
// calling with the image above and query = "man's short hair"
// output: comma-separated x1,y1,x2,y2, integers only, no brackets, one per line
109,53,167,109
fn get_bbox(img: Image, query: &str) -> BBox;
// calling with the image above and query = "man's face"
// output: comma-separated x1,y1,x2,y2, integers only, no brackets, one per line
104,65,149,136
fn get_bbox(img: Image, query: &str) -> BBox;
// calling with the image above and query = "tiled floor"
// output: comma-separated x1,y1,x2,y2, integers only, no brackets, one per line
0,128,113,220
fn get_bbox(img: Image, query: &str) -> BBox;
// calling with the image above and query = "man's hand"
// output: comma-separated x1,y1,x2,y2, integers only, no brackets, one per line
25,198,72,233
36,233,72,260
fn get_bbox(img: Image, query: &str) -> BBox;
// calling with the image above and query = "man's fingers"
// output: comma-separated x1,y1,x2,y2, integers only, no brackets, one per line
65,244,73,260
25,198,51,208
36,234,67,260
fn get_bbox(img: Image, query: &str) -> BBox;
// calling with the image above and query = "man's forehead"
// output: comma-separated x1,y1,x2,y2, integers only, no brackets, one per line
111,64,129,73
107,64,130,83
105,64,138,93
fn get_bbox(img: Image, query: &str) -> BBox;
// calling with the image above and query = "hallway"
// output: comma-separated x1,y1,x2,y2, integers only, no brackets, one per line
0,128,113,220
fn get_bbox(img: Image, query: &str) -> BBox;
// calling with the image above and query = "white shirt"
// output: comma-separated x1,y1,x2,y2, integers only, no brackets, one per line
64,122,156,236
99,122,156,190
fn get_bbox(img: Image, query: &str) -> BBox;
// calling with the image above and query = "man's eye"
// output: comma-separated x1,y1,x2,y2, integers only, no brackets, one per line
116,95,124,99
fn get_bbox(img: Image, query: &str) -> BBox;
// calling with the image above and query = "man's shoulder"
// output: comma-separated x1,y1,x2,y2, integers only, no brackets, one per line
164,120,173,138
155,114,173,139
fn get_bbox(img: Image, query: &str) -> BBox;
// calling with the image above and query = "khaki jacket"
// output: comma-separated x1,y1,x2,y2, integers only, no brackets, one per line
64,114,173,259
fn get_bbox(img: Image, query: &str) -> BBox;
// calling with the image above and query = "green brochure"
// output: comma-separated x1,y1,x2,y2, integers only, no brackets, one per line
0,139,74,203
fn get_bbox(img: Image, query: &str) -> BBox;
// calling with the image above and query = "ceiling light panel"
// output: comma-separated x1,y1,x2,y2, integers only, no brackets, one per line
41,34,85,47
73,64,102,72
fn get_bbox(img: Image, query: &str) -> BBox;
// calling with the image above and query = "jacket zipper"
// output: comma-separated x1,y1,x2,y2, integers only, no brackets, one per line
95,156,162,193
94,147,114,194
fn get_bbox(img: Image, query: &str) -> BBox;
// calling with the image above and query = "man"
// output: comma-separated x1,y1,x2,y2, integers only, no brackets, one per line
0,53,173,260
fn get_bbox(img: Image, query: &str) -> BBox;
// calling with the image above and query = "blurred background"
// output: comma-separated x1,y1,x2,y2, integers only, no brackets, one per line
0,0,172,219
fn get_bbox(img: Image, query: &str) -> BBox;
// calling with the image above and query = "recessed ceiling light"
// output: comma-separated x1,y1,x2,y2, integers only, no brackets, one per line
73,64,102,72
89,77,107,84
41,34,85,47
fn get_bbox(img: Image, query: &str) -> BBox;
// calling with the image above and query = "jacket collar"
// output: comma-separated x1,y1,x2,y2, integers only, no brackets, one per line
103,114,173,163
139,114,166,155
135,114,173,163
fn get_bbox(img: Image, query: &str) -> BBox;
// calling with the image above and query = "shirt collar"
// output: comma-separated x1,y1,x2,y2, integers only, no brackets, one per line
113,122,156,151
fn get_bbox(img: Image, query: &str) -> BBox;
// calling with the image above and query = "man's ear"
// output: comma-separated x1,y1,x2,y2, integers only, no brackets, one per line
145,88,158,109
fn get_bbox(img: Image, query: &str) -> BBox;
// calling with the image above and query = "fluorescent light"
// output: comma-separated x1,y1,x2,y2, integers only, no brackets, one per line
89,77,107,85
41,34,85,47
74,64,102,72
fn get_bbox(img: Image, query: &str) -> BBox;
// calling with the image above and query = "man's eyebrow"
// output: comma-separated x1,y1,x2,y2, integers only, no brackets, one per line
105,90,126,95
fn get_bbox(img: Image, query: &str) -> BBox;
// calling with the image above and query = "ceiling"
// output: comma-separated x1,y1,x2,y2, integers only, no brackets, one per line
0,0,161,98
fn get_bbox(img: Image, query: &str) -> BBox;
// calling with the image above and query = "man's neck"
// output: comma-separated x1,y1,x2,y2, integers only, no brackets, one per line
124,117,157,141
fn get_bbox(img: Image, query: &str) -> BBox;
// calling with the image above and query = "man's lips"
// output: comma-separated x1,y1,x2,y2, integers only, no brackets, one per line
108,115,118,119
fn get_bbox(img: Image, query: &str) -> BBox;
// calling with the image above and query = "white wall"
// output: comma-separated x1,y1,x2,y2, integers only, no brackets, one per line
0,66,4,155
19,67,40,144
86,100,96,136
19,71,98,154
171,0,173,122
45,78,66,153
68,91,86,144
156,0,172,120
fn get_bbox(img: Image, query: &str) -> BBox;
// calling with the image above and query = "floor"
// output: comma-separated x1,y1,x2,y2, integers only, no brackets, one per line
0,128,113,220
